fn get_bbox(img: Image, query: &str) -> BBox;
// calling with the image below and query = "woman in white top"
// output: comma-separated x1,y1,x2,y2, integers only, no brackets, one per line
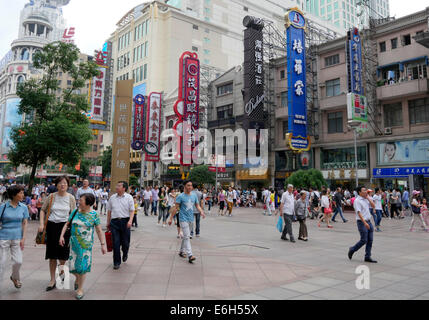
318,189,333,228
39,176,76,291
100,187,109,215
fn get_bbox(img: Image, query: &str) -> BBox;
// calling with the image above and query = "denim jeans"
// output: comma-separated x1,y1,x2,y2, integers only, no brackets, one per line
332,205,346,222
179,221,192,257
190,213,201,236
207,200,212,211
350,220,374,260
110,218,131,266
151,200,158,215
375,209,383,227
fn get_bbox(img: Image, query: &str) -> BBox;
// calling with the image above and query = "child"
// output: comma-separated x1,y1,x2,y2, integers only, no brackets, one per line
132,196,138,227
421,198,429,227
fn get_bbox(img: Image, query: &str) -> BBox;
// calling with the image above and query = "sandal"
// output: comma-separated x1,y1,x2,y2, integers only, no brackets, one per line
76,292,85,300
327,225,333,229
10,276,22,288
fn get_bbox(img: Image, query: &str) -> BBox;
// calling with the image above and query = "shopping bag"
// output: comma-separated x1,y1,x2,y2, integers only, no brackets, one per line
105,230,113,252
276,216,283,233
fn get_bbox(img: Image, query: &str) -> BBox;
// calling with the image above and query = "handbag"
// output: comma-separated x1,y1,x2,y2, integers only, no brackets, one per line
63,209,79,248
412,205,421,214
35,194,55,245
276,216,283,233
105,230,113,252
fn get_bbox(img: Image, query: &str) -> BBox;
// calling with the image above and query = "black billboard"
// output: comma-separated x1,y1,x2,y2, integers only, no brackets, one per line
243,16,265,130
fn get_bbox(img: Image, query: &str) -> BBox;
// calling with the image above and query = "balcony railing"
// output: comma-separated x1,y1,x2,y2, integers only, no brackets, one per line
207,117,236,128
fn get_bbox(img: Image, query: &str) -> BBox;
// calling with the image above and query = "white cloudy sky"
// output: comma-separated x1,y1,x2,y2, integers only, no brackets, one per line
0,0,428,58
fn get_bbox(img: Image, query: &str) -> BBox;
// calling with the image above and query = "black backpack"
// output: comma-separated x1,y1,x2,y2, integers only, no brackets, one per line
312,192,319,206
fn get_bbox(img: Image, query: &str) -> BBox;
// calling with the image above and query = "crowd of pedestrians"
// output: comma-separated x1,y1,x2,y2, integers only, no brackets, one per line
0,177,427,299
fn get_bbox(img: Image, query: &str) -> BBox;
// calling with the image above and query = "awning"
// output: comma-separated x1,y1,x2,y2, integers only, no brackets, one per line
400,55,428,65
377,56,428,75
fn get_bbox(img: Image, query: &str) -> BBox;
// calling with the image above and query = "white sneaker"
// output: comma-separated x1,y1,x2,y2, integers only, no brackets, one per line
162,224,166,228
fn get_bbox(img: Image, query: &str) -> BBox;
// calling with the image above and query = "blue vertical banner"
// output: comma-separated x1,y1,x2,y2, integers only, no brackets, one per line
348,28,364,95
286,8,310,152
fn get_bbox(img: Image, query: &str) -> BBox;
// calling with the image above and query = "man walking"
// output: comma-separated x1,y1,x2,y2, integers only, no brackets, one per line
169,180,205,263
348,186,378,263
309,187,320,219
280,184,296,243
190,184,204,238
107,181,135,270
76,179,96,205
332,187,348,223
151,186,159,216
142,186,152,216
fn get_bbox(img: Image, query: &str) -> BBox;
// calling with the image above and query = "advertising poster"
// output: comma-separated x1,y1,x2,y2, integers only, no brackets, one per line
378,139,429,165
2,98,22,150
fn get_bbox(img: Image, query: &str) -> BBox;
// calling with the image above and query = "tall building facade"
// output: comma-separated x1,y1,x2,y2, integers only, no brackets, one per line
0,0,70,161
304,0,390,30
107,0,344,185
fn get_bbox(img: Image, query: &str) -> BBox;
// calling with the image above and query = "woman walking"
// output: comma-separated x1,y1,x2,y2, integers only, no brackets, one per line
59,193,106,299
218,188,226,216
28,194,39,221
0,185,29,292
318,189,333,228
295,191,308,241
38,176,76,291
100,187,109,215
36,192,46,220
410,191,428,232
158,188,169,227
421,198,429,227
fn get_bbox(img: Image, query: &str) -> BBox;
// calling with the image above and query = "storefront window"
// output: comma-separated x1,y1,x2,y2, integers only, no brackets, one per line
321,146,367,169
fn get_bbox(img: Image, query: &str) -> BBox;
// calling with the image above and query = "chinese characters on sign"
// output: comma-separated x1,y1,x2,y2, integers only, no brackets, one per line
111,80,133,190
131,95,146,151
145,92,162,161
286,8,310,151
348,28,363,95
173,52,200,166
90,50,108,122
242,16,265,128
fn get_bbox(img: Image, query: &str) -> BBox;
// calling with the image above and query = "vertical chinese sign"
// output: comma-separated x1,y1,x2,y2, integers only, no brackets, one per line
242,16,265,130
111,80,133,190
173,52,200,166
145,92,162,161
131,94,146,151
91,50,108,122
346,28,368,133
286,8,310,152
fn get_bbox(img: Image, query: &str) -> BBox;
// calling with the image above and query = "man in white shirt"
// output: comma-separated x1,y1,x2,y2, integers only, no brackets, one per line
262,188,270,215
280,184,296,242
372,188,383,232
142,186,152,216
107,181,135,269
76,179,96,206
348,186,377,263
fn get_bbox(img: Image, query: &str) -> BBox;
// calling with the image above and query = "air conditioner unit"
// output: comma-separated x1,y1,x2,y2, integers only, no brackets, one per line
384,127,392,135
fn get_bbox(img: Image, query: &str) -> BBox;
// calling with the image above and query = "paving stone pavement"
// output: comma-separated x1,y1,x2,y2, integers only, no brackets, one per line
0,205,428,300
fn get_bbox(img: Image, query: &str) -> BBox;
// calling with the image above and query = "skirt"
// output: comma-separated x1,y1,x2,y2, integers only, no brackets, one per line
45,221,70,261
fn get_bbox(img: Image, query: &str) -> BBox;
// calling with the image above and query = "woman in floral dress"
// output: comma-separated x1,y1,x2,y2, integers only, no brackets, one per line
60,193,106,299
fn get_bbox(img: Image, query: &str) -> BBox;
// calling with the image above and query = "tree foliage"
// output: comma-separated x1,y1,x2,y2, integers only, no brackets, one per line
8,42,99,191
129,175,139,187
286,169,327,190
99,146,112,179
188,165,215,186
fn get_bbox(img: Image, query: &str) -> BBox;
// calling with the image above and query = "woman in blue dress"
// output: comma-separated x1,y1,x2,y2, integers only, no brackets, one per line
60,193,106,299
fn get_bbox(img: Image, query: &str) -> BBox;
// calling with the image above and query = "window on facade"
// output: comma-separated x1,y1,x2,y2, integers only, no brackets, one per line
280,91,287,107
391,38,398,49
217,104,233,119
193,24,199,30
217,83,233,96
192,46,198,51
168,119,174,129
379,41,386,52
402,34,411,46
92,145,98,152
326,78,341,97
409,98,429,124
325,54,340,67
21,48,29,60
143,64,147,79
282,120,288,137
280,70,286,79
243,6,248,11
383,102,403,127
328,111,343,133
67,80,72,86
321,146,367,169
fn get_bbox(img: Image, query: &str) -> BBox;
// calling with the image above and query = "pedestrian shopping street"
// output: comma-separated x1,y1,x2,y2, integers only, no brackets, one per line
1,206,429,300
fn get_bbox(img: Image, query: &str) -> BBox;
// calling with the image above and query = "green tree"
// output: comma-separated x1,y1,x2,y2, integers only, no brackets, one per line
286,169,327,190
188,165,215,186
8,42,99,191
99,146,112,179
129,175,139,187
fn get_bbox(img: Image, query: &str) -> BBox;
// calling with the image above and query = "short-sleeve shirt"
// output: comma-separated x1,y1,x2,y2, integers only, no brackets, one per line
372,194,382,210
218,192,225,202
0,202,29,240
107,193,134,219
354,196,372,221
176,192,198,222
192,190,203,214
151,189,159,201
281,191,295,215
76,187,96,201
143,190,152,200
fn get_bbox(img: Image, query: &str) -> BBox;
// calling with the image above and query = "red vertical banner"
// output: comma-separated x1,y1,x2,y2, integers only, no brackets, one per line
173,52,200,166
144,92,162,161
131,95,145,151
